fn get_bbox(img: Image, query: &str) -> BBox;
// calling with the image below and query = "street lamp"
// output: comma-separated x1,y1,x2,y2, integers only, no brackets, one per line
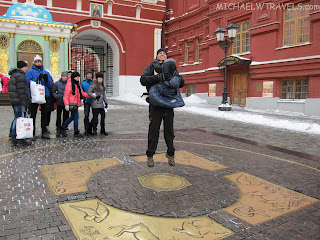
215,22,239,111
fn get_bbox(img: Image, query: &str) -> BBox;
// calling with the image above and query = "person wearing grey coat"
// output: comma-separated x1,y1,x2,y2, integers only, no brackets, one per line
87,72,108,135
52,71,69,134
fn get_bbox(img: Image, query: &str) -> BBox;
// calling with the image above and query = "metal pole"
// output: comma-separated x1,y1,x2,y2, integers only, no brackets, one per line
223,40,228,104
218,39,232,111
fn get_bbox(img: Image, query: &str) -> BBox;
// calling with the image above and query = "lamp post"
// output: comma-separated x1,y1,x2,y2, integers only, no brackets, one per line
215,22,239,111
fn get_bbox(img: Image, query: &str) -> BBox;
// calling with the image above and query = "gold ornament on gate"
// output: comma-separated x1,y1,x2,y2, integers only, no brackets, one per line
49,39,60,75
0,35,9,73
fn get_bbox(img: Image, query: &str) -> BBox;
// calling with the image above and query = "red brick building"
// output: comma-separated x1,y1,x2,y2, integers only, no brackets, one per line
0,0,166,97
164,0,320,116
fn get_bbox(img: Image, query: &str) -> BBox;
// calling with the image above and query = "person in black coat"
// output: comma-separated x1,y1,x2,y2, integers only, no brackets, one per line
52,71,69,136
8,61,32,146
140,48,184,167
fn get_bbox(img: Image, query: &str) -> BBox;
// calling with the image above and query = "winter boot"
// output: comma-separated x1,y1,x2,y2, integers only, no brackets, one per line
74,131,84,138
11,139,17,146
87,123,93,135
60,128,67,137
147,156,154,168
18,139,32,146
56,128,62,138
166,154,175,166
101,125,108,135
91,128,97,135
41,132,51,139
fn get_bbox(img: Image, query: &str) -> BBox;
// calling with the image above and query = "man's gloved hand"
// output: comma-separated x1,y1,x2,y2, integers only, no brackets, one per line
43,74,49,82
65,105,69,111
154,64,163,74
104,103,108,109
157,73,165,82
37,73,43,82
96,95,101,100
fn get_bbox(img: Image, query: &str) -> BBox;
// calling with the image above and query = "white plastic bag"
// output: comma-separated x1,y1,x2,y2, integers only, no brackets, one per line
30,81,46,104
16,117,33,139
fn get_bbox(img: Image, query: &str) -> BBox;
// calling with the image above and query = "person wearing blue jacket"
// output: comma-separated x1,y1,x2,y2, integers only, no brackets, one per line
25,54,53,140
80,70,95,135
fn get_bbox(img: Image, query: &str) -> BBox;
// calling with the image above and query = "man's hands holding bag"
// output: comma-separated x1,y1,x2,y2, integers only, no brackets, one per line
43,74,49,82
157,73,165,83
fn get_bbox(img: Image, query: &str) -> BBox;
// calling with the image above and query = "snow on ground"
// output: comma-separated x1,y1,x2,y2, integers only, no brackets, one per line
109,93,148,106
110,93,320,135
183,94,207,104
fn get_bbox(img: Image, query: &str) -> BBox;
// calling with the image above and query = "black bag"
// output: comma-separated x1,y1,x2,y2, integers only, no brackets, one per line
69,103,78,112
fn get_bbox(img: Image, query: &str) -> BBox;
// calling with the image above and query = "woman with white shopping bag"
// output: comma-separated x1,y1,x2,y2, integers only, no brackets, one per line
8,61,32,146
26,55,53,140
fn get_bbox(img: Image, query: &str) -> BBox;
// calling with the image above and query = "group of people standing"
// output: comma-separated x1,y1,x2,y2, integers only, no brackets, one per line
8,47,183,168
8,55,108,146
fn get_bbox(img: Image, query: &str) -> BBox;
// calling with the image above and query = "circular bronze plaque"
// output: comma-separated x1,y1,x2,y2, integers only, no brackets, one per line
138,173,191,192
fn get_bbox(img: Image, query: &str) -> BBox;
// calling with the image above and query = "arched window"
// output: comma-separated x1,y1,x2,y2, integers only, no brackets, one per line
17,40,43,65
17,40,42,53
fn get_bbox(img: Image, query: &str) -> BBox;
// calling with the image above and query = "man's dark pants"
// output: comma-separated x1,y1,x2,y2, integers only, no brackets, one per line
30,100,48,135
146,105,175,157
84,103,93,131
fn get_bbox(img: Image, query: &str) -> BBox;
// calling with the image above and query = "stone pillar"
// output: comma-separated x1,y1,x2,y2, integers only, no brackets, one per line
9,32,15,69
44,35,50,69
59,37,65,72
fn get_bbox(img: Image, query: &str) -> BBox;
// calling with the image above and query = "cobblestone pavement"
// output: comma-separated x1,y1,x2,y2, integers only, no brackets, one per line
0,101,319,240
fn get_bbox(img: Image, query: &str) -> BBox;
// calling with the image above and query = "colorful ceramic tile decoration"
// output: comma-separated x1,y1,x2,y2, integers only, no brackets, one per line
40,158,122,195
224,172,319,225
132,150,227,171
60,199,234,240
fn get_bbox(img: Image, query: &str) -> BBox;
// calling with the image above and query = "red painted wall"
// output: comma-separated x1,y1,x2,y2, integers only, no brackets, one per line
164,0,320,99
52,0,77,9
0,0,165,77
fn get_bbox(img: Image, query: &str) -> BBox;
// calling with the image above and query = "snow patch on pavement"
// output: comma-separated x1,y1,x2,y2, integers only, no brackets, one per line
109,93,148,106
109,93,320,135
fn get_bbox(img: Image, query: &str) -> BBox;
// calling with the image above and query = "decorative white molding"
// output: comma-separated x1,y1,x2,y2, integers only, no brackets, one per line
141,0,158,4
77,0,82,12
0,21,72,38
275,42,312,50
180,55,320,75
107,2,113,16
47,0,52,8
154,28,162,56
136,6,141,19
251,55,320,65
